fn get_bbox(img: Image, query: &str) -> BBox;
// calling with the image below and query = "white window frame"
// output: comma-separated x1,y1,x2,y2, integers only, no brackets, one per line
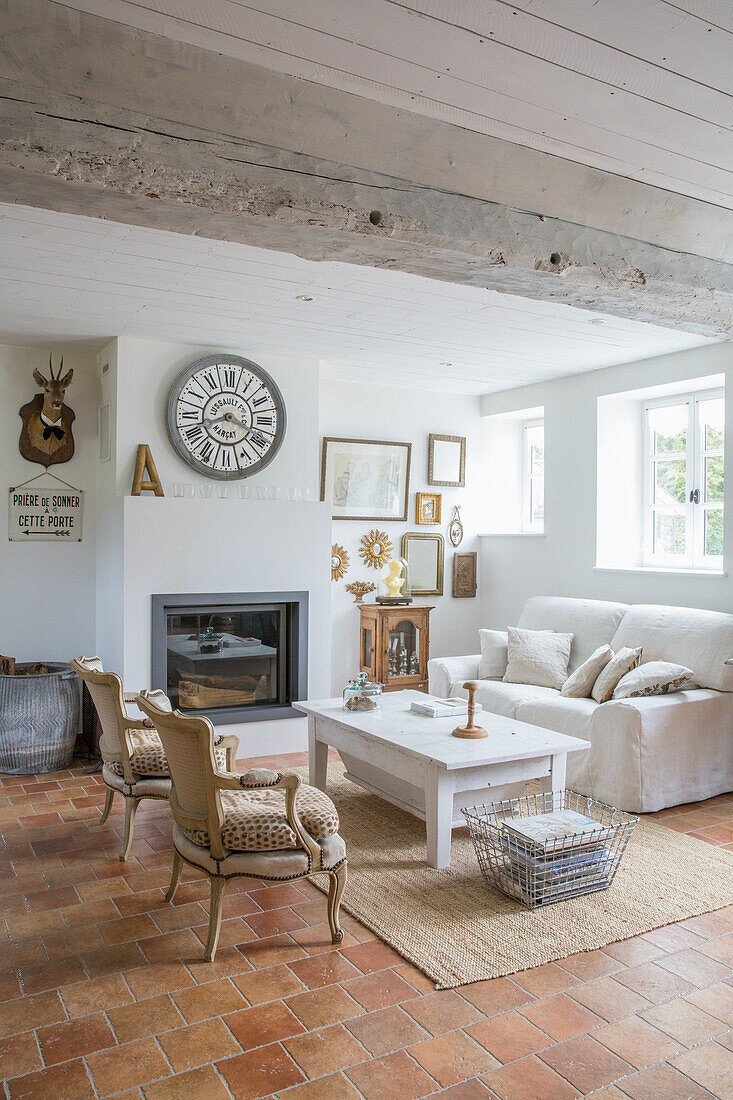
522,418,544,533
642,388,724,570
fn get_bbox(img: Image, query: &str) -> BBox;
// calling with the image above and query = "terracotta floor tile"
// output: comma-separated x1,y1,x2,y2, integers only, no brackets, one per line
5,909,66,940
556,949,622,982
238,934,308,970
0,989,65,1037
284,1022,370,1077
519,992,604,1042
697,932,733,966
344,968,422,1012
286,983,365,1030
139,929,204,964
61,973,134,1018
151,901,208,933
158,1016,242,1071
225,999,306,1050
172,977,247,1023
0,967,21,1004
19,954,86,994
289,952,361,990
617,1062,717,1100
99,913,160,944
409,1030,499,1088
686,983,733,1026
467,1010,553,1063
345,1048,439,1100
510,962,579,998
539,1033,633,1093
143,1064,232,1100
244,907,307,940
613,961,695,1004
6,1057,96,1100
124,962,196,1000
87,1036,172,1095
458,978,533,1017
234,963,306,1006
345,1005,429,1056
37,1011,117,1064
0,1031,43,1078
276,1071,362,1098
680,911,733,938
481,1054,580,1100
340,940,405,974
602,938,665,967
641,996,728,1046
657,948,732,986
594,1015,683,1069
720,1031,733,1053
248,883,308,911
393,962,436,994
0,937,46,968
43,925,105,960
108,994,185,1043
186,945,254,982
24,885,80,911
436,1081,493,1099
567,976,652,1022
290,922,358,955
83,940,147,979
672,1040,733,1098
402,989,483,1036
62,897,121,927
642,924,705,954
216,1042,305,1099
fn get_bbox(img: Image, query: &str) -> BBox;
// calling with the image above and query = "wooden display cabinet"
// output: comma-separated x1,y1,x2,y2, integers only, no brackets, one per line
358,603,434,693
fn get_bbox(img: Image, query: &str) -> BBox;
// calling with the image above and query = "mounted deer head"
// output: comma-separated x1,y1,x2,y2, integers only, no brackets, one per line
33,355,74,423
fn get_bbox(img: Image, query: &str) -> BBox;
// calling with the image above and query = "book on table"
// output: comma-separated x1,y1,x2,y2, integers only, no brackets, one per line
409,697,483,719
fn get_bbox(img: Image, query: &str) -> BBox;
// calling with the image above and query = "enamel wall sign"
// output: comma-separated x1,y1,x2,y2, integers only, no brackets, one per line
8,486,83,541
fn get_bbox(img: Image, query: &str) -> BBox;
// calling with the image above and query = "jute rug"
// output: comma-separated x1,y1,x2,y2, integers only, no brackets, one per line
300,765,733,989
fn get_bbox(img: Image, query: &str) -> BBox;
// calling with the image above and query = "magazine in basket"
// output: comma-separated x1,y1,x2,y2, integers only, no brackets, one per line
501,809,614,852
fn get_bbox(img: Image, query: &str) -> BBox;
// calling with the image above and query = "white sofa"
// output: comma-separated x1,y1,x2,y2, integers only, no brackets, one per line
428,597,733,813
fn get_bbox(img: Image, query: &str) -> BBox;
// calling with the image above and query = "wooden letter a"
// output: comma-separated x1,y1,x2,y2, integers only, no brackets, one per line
131,444,165,496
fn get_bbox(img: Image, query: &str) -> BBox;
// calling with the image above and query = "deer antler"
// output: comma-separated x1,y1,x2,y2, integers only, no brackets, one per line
48,354,55,381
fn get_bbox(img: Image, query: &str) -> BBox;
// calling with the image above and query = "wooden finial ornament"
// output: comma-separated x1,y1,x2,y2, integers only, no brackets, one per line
131,444,164,496
452,680,487,739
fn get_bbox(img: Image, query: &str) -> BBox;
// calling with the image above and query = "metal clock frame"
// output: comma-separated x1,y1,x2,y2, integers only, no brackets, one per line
165,354,287,481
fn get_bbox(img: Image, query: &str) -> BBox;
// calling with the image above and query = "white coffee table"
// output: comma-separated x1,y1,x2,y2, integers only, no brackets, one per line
294,690,591,868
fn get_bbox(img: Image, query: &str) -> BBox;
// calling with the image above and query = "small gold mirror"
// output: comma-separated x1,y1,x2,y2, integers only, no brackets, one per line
330,544,350,581
401,532,444,596
359,530,393,569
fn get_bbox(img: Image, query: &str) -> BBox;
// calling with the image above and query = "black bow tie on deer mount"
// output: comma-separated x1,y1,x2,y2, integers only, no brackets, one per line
18,354,76,468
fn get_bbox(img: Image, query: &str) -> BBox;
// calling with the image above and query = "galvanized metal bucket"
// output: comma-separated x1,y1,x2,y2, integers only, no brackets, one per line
0,662,80,774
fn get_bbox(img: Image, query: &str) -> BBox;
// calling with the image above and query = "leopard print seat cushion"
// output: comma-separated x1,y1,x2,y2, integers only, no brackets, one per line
180,784,340,852
107,730,226,779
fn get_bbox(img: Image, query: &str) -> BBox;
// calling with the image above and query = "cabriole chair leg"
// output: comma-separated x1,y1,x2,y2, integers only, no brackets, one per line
119,796,140,861
327,863,347,944
205,877,227,962
99,787,114,825
166,850,183,902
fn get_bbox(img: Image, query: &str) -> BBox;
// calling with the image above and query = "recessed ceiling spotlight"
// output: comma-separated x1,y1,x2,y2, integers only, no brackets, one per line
588,318,606,325
296,295,314,302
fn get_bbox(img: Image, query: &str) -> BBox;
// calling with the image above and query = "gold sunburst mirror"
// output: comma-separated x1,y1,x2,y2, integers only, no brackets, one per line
359,530,393,569
331,544,350,581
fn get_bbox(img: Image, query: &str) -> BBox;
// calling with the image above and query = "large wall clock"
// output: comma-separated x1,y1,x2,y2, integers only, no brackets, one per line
166,354,286,480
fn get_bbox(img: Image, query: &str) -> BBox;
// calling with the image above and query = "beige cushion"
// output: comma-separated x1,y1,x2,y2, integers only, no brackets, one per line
478,629,508,680
107,729,226,779
503,627,573,690
174,824,347,877
518,596,628,673
592,647,643,703
102,763,171,798
612,660,694,700
181,784,340,852
561,645,613,699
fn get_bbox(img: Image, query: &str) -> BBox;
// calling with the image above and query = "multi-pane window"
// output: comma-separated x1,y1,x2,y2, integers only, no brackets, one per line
523,420,544,532
644,391,724,568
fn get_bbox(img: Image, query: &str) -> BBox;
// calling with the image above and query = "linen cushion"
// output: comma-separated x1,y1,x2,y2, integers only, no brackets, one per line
181,784,340,852
612,660,694,699
610,604,733,692
478,629,509,680
503,627,573,690
561,645,613,699
518,596,628,673
107,729,226,779
591,647,642,703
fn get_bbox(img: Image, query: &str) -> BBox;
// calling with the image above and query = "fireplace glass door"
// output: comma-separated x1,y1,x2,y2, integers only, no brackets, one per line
164,603,287,714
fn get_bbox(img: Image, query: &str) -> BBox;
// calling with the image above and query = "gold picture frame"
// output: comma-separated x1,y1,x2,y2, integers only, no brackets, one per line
321,437,412,521
401,532,444,596
428,434,466,487
416,491,442,525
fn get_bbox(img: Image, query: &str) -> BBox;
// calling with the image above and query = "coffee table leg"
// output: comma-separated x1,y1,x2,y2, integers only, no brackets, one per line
540,752,567,806
308,717,329,791
425,768,454,869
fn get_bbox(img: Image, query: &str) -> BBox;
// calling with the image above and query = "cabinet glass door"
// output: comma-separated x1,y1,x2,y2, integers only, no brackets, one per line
361,625,375,677
386,620,421,680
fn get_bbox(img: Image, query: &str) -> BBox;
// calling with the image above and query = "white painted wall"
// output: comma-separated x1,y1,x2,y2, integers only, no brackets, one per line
479,343,733,632
0,344,99,662
320,378,485,693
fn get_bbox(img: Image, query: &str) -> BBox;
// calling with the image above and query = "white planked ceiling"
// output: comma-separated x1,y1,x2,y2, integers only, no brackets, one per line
0,204,715,394
58,0,733,210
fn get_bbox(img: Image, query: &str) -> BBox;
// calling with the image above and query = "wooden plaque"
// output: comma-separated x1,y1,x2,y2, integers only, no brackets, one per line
452,552,477,598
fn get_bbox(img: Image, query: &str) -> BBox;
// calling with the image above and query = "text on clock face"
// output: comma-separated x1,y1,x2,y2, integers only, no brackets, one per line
174,363,279,471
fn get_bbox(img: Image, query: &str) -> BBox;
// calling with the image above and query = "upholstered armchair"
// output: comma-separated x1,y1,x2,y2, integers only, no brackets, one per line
137,690,347,963
71,657,238,860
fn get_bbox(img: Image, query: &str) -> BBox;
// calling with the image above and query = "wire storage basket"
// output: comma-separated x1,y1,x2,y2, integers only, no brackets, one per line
463,789,638,908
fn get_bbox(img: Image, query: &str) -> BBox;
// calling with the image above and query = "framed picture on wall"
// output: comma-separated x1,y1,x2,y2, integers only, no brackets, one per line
428,434,466,487
416,491,442,525
321,437,412,521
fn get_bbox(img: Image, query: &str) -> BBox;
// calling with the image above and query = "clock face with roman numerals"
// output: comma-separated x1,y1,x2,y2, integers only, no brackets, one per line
166,355,286,480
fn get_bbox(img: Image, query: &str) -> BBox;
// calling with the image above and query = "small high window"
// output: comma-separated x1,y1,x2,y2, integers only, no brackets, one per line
643,390,724,569
523,420,545,533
